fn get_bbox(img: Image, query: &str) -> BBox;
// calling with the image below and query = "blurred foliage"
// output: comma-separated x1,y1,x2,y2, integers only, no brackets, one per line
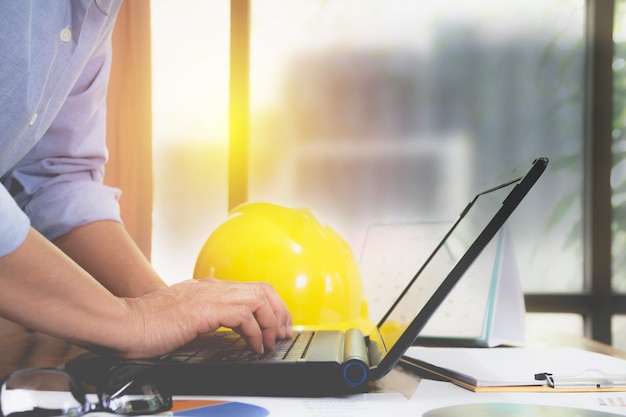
543,28,626,291
549,37,626,290
613,40,626,289
545,153,580,251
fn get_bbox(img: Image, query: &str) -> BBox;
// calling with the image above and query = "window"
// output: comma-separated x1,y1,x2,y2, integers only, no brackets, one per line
150,0,626,347
151,0,230,281
247,1,586,329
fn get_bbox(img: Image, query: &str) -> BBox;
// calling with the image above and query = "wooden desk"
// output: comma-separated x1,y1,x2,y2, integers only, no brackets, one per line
0,330,623,399
0,331,86,378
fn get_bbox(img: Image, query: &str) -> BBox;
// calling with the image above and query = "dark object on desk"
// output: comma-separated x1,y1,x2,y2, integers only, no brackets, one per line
66,158,548,397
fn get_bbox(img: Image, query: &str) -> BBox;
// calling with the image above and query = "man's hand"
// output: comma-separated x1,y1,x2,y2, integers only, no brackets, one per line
0,226,292,360
121,278,293,358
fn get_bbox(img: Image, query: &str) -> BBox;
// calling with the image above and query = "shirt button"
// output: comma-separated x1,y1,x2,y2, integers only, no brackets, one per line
60,28,72,43
29,113,38,126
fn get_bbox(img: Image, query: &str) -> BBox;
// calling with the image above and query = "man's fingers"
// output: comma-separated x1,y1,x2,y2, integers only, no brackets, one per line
208,303,265,354
202,281,280,351
196,278,292,338
258,282,293,339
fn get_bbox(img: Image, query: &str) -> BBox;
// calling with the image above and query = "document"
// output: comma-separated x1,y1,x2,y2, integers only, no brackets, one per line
402,346,626,392
158,393,409,417
136,393,409,417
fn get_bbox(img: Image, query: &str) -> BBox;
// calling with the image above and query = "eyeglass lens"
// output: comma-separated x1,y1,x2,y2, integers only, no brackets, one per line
102,363,171,415
0,367,171,417
0,369,85,417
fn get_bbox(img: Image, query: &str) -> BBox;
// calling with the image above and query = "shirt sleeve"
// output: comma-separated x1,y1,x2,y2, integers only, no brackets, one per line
6,5,123,246
0,186,31,257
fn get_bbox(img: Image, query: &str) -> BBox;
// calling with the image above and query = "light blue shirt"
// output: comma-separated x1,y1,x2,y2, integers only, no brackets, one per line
0,0,123,257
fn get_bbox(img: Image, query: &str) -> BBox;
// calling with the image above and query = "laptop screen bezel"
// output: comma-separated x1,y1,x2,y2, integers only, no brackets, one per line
368,157,548,380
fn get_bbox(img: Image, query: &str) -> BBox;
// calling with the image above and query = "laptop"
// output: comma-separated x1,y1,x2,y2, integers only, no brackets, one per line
66,157,548,397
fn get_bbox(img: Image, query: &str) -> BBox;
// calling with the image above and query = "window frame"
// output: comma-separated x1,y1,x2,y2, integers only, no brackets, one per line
524,0,616,345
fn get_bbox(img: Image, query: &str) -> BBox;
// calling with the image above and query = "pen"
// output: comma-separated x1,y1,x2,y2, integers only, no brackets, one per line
535,369,626,389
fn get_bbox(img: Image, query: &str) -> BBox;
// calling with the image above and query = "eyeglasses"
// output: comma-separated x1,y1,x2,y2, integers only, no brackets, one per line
0,365,172,417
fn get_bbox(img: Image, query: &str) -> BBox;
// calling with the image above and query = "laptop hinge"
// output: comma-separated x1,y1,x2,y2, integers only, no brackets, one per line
343,328,370,367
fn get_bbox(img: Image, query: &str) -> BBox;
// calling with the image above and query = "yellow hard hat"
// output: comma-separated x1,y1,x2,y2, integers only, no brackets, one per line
193,202,373,333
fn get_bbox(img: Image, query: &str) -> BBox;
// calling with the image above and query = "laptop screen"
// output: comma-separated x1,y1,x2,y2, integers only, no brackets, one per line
367,157,547,372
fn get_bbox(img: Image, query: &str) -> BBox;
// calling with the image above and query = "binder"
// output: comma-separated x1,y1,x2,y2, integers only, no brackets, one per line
401,346,626,392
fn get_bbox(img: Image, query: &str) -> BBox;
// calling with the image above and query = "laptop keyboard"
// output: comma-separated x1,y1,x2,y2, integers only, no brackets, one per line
163,331,314,363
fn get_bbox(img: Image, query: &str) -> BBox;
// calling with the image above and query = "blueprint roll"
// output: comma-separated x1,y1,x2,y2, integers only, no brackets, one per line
424,403,622,417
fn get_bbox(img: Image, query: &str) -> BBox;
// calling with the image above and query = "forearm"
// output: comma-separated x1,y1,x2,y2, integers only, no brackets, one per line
0,227,292,358
0,228,137,352
53,220,167,297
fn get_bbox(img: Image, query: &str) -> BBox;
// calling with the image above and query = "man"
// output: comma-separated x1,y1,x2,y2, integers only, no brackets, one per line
0,0,292,359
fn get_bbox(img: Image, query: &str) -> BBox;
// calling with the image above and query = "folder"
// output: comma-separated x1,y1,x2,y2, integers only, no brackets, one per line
401,346,626,392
